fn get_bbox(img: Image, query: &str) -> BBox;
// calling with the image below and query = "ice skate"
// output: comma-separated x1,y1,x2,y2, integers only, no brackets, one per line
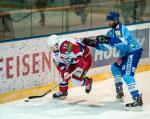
115,84,124,102
116,92,124,102
53,91,68,99
85,77,93,93
126,94,143,111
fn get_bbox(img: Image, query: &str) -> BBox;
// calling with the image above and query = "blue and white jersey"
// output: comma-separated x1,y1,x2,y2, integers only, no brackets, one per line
106,22,142,57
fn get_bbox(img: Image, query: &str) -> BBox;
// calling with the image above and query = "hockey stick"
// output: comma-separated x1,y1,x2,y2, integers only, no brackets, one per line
28,68,78,99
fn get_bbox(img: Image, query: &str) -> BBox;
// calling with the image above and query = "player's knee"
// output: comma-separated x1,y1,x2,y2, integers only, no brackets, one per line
123,75,135,85
111,64,121,76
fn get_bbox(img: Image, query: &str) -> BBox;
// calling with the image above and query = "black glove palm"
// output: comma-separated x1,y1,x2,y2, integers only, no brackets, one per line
82,38,96,47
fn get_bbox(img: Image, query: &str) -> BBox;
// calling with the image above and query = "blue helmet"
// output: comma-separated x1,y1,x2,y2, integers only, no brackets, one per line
106,11,120,21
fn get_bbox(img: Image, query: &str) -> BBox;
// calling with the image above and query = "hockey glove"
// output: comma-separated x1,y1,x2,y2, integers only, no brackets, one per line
96,35,110,44
82,38,96,47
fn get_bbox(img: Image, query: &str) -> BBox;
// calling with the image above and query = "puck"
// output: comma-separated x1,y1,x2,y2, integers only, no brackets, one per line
24,99,29,102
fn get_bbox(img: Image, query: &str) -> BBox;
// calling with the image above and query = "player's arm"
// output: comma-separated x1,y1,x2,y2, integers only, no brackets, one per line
82,38,96,47
82,35,110,45
110,26,129,50
69,43,88,70
96,35,110,44
82,36,110,51
73,56,88,70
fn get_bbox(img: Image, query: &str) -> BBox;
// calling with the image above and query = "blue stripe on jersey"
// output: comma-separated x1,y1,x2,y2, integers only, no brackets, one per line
77,42,84,52
125,55,133,75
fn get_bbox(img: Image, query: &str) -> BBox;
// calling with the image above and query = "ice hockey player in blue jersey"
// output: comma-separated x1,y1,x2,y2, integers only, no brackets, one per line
83,11,143,108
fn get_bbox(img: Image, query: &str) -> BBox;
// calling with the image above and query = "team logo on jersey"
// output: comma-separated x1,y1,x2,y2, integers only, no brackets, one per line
115,31,121,37
60,41,72,54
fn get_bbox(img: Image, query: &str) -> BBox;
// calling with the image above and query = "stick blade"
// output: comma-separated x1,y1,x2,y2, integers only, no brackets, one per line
28,95,44,99
28,90,51,99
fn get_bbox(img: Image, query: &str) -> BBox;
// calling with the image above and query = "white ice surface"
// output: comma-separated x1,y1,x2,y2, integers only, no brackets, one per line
0,71,150,119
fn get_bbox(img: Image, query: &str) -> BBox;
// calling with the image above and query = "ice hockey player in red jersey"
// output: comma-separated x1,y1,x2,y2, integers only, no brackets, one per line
48,34,93,98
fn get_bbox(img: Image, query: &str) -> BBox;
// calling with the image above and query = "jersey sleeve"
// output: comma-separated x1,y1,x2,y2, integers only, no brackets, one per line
122,25,130,41
106,26,128,46
60,40,84,58
71,43,83,56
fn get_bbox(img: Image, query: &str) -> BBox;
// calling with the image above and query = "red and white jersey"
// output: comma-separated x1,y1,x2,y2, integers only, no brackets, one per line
51,37,87,70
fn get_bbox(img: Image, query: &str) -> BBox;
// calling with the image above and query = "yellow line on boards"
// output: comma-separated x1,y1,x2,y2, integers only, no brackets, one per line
91,64,150,81
0,64,150,104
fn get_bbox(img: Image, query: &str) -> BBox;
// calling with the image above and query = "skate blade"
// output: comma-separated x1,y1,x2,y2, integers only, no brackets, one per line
60,96,68,100
53,96,67,100
125,106,143,111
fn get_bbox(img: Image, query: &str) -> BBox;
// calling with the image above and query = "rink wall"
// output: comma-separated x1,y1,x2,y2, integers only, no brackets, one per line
0,22,150,103
59,22,150,76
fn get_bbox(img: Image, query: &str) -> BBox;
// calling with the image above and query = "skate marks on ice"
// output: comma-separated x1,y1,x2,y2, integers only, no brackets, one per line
62,96,100,108
3,93,125,117
1,71,150,119
0,94,146,119
60,90,125,112
0,94,148,119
